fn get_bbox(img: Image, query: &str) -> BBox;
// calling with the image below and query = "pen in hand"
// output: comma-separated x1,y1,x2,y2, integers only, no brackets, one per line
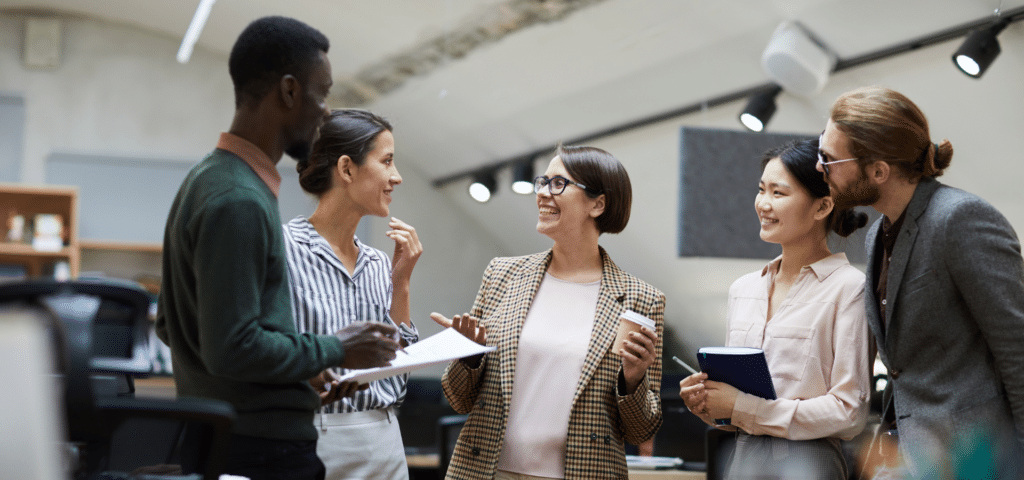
672,356,700,375
394,331,408,354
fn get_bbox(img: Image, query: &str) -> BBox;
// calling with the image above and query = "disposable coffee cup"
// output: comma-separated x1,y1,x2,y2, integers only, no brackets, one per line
613,310,656,351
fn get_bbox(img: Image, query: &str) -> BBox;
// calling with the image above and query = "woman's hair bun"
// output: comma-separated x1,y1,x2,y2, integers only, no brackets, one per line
832,209,869,237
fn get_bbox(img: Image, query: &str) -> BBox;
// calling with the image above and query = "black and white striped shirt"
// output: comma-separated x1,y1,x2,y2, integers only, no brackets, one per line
283,216,418,413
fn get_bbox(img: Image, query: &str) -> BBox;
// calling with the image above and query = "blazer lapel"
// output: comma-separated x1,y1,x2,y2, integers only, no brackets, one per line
863,219,890,366
882,178,938,352
497,251,551,406
572,247,626,404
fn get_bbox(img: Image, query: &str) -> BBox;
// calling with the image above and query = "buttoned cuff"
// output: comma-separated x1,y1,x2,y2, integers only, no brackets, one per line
397,322,419,345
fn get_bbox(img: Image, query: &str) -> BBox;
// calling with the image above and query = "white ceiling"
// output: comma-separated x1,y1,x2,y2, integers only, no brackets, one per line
1,0,1019,182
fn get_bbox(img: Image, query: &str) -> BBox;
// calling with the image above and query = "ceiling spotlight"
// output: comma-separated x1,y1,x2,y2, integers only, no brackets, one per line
739,85,782,133
468,172,497,203
952,19,1010,78
511,162,534,195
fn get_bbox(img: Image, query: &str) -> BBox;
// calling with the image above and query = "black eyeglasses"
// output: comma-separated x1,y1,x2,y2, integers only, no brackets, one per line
533,176,591,195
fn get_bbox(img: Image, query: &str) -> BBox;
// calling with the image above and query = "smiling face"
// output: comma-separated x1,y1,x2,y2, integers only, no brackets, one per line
347,130,400,217
756,158,827,246
536,156,604,242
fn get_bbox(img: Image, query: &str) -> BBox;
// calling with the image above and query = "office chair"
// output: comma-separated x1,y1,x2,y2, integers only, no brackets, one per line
398,377,449,453
0,280,236,480
436,414,467,480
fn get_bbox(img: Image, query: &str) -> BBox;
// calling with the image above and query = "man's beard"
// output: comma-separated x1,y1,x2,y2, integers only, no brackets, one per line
830,167,881,210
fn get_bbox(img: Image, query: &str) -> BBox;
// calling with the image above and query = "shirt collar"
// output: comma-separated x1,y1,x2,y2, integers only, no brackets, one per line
216,132,281,197
286,216,381,262
761,252,850,282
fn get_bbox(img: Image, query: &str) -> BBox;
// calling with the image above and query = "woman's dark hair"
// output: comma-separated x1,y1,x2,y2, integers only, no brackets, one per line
761,139,867,238
558,143,632,234
296,109,393,196
228,16,330,107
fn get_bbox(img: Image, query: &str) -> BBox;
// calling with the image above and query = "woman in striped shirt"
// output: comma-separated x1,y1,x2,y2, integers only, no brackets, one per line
283,109,423,480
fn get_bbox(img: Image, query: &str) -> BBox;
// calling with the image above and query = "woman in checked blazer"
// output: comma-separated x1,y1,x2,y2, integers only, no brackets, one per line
431,144,666,480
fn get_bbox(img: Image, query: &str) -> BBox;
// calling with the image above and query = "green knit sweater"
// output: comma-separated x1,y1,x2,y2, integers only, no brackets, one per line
156,149,345,441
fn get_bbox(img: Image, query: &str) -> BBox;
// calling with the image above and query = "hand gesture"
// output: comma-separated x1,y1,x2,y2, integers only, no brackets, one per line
620,327,658,394
431,312,486,368
387,217,422,284
309,369,368,406
430,312,486,346
679,372,710,418
333,322,399,369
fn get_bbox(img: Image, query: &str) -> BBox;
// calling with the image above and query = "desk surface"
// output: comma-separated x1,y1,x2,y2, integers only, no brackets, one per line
406,454,705,480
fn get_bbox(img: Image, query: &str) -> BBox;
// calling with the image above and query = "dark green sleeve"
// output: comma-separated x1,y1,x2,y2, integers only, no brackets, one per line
191,191,344,383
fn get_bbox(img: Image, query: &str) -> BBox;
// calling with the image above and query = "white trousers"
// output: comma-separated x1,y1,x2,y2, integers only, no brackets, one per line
314,407,409,480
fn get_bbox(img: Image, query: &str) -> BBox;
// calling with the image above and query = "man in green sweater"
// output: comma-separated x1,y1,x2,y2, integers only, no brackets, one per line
156,16,399,480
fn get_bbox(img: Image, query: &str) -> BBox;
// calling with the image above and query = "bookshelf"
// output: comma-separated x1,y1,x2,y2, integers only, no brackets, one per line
79,240,162,292
0,183,79,279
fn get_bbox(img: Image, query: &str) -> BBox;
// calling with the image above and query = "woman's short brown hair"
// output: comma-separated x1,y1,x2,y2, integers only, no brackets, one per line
558,143,632,234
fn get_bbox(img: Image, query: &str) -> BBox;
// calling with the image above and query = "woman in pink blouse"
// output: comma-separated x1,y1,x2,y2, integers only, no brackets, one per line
680,139,871,479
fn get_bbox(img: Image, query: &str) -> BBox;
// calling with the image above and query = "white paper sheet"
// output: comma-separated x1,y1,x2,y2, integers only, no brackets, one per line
337,327,495,384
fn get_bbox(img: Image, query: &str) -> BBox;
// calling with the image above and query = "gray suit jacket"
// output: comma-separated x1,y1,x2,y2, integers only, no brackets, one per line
865,177,1024,473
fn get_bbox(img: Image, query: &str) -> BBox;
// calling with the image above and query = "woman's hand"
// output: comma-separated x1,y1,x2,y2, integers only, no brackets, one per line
430,312,486,345
679,372,709,417
387,217,422,284
309,369,368,406
620,327,658,394
430,312,487,368
703,380,740,420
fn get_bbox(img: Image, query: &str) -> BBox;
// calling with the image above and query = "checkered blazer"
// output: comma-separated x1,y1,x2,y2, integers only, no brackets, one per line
442,247,666,480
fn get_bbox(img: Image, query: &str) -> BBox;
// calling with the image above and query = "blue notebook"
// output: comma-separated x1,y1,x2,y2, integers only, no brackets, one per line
697,346,776,425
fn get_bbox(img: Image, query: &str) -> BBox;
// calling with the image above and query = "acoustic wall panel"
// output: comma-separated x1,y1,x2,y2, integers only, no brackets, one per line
677,126,877,263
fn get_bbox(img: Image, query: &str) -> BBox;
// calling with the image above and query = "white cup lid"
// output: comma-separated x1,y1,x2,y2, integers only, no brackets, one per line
620,310,655,329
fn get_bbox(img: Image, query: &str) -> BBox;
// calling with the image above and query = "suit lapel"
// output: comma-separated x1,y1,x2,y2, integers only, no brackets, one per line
864,219,890,366
497,251,550,406
883,219,917,355
572,247,626,404
881,178,939,354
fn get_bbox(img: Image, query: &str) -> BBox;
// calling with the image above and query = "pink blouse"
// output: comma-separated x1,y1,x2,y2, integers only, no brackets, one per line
717,253,871,441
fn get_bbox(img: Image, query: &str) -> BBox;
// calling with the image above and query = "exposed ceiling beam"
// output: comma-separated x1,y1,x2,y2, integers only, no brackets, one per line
330,0,608,106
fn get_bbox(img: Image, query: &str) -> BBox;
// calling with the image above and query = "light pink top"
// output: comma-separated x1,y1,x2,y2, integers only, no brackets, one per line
497,273,600,478
718,253,870,441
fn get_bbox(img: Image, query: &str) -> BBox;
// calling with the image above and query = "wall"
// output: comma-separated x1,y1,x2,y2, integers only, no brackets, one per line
4,11,1023,379
428,24,1024,364
0,14,233,184
589,33,1024,360
0,14,506,376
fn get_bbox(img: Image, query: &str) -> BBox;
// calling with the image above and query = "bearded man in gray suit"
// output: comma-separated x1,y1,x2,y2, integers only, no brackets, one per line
816,86,1024,478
